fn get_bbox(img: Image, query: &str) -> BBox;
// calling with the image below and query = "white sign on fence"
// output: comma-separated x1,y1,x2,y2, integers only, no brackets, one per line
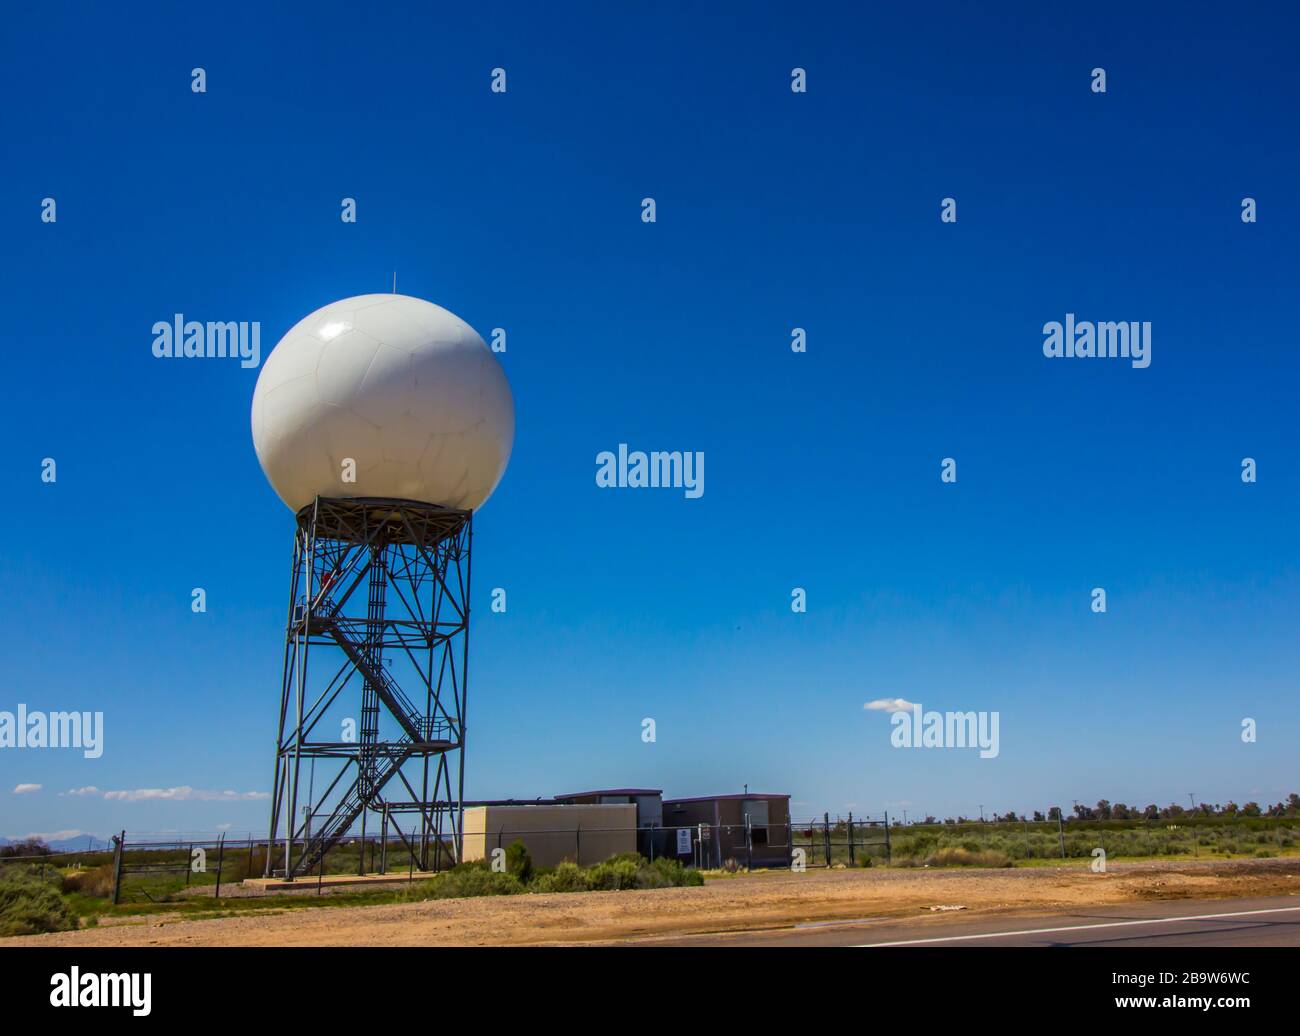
676,828,692,854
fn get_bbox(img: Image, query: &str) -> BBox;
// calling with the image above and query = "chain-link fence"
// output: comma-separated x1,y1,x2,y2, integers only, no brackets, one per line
796,815,1300,868
6,814,1297,906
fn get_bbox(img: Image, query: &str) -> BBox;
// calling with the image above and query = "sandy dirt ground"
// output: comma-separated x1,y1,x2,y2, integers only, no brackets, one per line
7,857,1300,947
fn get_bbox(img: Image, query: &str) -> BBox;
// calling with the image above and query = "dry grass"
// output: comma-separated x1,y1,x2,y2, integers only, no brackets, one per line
5,856,1298,947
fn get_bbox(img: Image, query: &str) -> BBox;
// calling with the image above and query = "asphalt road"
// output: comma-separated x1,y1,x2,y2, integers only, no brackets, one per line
646,896,1300,947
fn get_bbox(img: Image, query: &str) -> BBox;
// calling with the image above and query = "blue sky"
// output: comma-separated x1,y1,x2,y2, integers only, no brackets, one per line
2,2,1297,840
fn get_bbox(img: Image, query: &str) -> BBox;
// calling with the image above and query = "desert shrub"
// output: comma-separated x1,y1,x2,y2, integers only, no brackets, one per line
61,863,115,898
628,856,694,889
402,866,523,901
583,857,640,891
900,833,939,858
924,847,1013,869
632,865,674,890
530,861,587,894
720,857,741,873
642,856,702,887
503,840,532,883
0,867,78,936
407,852,705,898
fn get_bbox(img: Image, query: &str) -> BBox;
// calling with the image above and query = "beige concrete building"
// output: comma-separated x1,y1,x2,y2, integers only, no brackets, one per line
461,803,636,868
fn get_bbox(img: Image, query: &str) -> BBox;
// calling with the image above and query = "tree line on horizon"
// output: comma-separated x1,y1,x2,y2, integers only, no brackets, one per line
907,792,1300,826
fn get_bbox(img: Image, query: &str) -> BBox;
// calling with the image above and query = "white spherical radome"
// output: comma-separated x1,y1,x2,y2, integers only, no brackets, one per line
251,294,514,513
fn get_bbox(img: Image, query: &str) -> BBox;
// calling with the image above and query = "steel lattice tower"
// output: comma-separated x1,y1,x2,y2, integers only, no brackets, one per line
266,496,472,877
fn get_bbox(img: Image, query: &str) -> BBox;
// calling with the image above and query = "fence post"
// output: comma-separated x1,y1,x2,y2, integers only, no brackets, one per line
847,812,856,866
111,830,125,905
214,834,226,899
380,804,389,875
883,811,892,865
185,842,192,885
318,844,326,894
1057,813,1066,859
823,813,831,867
745,814,753,873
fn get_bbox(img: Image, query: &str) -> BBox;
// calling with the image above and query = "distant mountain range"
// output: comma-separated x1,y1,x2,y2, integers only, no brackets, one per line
0,834,112,853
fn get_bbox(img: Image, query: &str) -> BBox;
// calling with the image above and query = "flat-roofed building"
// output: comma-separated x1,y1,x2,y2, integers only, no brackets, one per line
461,803,635,868
662,793,792,868
553,788,664,857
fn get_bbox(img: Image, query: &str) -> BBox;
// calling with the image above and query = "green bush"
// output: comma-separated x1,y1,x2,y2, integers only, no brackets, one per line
638,856,701,888
581,854,705,891
503,840,533,883
583,857,640,891
530,861,588,894
403,866,523,901
0,867,78,937
632,865,673,890
400,852,705,899
924,847,1013,869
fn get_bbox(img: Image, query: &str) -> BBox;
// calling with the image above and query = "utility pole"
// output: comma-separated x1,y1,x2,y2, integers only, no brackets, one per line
979,804,984,823
1188,792,1196,812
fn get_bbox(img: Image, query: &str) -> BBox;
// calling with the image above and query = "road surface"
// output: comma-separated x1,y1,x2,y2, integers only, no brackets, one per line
643,895,1300,947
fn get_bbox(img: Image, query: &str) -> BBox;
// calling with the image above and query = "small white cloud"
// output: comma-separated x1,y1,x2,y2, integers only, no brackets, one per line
61,785,268,802
864,697,916,714
101,786,270,803
12,783,42,795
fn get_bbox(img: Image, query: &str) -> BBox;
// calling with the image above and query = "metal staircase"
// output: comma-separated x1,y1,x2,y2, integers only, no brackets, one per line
291,551,451,874
267,497,472,880
296,739,416,874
